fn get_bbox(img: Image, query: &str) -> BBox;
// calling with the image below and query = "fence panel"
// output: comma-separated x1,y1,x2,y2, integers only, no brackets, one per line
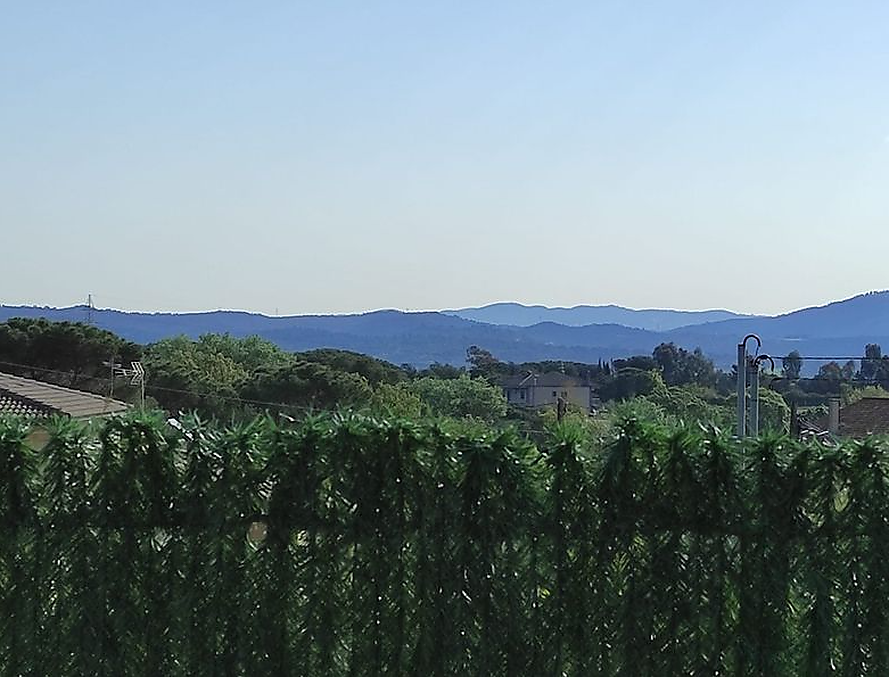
0,414,886,675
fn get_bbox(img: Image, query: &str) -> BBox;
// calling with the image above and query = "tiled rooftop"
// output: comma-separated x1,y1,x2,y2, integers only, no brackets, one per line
813,397,889,439
836,398,889,438
500,372,588,388
0,391,52,417
0,371,130,419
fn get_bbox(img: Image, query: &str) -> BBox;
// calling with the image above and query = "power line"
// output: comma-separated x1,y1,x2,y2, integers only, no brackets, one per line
0,359,579,438
770,376,886,384
778,356,870,362
0,360,317,413
0,359,566,434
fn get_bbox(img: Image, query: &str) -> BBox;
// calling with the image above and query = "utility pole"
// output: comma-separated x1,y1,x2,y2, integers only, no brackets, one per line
86,294,95,326
748,354,774,438
737,335,775,439
737,335,760,438
108,354,116,400
736,342,748,438
749,358,760,437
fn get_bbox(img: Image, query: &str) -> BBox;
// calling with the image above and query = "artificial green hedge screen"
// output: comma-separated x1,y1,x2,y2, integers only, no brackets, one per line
0,414,886,676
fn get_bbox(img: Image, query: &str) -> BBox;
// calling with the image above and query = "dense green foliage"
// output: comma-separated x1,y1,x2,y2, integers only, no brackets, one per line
466,345,612,383
293,348,406,386
368,376,508,422
775,343,889,407
3,414,889,675
0,318,141,390
652,342,718,387
8,317,889,438
0,321,409,419
143,336,387,417
407,374,508,421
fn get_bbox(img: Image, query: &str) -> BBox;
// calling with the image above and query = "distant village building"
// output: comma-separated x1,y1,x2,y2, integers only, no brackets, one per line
500,371,595,411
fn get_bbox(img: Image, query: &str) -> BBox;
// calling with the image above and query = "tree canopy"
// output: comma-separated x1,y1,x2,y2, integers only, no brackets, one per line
409,374,507,421
782,351,802,380
5,317,880,437
651,342,717,387
294,348,406,385
0,317,141,391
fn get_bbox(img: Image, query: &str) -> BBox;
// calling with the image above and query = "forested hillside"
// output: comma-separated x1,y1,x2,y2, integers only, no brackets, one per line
447,302,746,329
4,291,888,369
5,316,886,436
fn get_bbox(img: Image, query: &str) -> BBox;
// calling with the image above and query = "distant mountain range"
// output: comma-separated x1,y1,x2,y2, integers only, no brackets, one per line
3,291,889,369
446,303,750,331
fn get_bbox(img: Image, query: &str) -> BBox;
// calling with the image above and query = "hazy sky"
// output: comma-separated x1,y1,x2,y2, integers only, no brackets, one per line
3,2,888,316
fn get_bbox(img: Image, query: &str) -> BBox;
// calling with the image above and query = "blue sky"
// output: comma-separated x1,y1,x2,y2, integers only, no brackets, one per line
2,1,888,315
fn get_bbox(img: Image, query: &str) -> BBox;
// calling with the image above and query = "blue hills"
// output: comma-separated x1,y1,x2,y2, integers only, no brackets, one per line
445,303,748,331
3,291,889,368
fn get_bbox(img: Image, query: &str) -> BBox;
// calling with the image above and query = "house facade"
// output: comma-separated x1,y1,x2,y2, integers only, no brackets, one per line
500,372,594,411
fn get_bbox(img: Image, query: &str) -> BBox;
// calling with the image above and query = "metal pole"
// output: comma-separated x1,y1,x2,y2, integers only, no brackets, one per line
749,360,760,438
737,343,747,438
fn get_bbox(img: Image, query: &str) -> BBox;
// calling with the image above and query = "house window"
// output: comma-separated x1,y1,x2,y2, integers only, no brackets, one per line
520,390,525,400
552,391,557,397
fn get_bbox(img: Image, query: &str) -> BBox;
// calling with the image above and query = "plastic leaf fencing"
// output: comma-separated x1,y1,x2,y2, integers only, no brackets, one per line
0,413,887,676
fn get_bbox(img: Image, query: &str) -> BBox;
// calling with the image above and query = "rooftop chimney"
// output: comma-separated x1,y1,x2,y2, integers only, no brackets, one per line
828,398,840,435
